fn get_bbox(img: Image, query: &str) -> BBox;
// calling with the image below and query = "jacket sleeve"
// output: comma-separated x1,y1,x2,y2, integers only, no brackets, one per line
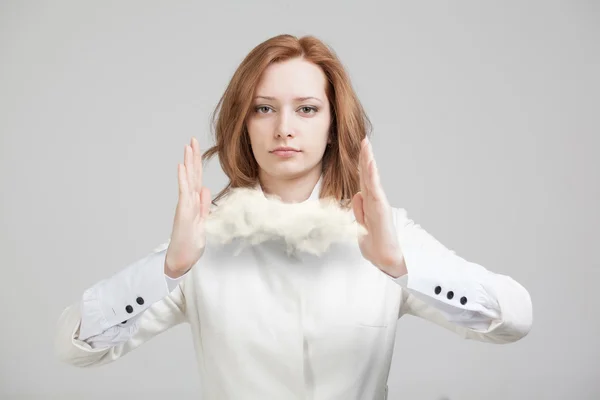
80,269,186,349
388,207,533,344
54,241,190,367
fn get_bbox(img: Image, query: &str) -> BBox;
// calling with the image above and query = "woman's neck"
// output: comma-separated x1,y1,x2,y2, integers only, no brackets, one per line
259,167,321,203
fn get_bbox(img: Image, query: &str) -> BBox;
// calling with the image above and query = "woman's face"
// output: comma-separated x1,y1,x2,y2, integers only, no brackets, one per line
246,57,331,182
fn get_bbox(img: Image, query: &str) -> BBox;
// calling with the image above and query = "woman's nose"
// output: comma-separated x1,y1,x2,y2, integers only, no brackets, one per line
275,110,295,138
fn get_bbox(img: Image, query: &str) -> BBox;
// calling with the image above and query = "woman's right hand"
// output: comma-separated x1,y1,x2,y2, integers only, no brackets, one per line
164,137,211,278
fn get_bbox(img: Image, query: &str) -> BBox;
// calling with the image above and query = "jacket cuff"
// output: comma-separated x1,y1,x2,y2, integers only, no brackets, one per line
390,253,500,317
77,245,171,340
387,208,501,324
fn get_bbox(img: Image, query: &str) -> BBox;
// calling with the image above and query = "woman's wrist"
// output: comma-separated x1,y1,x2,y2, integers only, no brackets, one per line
164,260,189,279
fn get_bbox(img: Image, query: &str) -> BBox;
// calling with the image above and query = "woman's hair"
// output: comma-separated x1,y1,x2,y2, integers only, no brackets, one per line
203,34,372,207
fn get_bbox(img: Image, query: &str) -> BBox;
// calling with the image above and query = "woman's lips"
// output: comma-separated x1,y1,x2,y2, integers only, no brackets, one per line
271,150,300,157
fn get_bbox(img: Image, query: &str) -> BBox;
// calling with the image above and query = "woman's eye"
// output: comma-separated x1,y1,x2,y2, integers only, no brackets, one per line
255,106,272,113
300,106,318,114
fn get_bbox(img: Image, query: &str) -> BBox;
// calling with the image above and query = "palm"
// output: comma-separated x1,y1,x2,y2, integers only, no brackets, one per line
352,138,402,271
166,137,211,274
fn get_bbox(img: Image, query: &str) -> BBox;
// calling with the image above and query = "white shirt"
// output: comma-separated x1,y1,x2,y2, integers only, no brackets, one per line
55,179,532,399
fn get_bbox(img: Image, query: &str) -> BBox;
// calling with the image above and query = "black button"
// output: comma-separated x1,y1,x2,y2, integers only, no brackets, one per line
447,291,454,300
460,296,468,305
434,286,442,295
122,320,127,324
125,305,133,313
136,296,144,305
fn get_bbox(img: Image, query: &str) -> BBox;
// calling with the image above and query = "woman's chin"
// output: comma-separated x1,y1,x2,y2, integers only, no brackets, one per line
265,166,309,180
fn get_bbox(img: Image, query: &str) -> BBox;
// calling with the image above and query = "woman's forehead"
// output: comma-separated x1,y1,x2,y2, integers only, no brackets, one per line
255,59,327,99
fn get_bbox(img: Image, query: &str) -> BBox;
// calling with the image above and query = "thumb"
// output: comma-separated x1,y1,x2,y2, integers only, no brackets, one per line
352,192,365,227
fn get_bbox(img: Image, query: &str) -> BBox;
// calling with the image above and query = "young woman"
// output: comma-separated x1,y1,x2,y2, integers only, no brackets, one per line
55,34,532,399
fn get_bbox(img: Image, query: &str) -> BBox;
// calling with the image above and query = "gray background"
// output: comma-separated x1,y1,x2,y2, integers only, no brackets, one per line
1,1,598,399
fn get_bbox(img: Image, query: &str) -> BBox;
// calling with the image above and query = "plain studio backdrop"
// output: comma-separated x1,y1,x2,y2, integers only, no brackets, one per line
0,1,598,399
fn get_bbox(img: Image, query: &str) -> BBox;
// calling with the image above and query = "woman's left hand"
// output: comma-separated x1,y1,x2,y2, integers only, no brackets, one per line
352,137,407,278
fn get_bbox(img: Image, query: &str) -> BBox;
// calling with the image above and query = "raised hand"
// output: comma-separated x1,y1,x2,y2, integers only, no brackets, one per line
164,137,212,278
351,137,407,278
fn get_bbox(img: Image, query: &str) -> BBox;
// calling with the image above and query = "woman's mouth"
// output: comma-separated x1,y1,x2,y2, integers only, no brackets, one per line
270,147,300,158
271,150,299,157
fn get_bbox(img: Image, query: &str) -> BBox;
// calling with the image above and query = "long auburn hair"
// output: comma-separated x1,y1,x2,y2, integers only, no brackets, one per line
203,34,372,208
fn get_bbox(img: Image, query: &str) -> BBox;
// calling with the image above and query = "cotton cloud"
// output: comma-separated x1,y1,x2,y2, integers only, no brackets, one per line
204,187,367,256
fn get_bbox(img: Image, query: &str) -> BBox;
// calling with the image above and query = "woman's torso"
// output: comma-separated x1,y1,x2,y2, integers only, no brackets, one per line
180,236,403,399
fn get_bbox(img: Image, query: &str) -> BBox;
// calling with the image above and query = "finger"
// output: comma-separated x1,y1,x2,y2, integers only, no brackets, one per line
193,191,201,213
366,140,382,199
352,192,365,226
372,158,384,195
364,138,375,191
184,145,195,195
191,137,203,193
362,138,375,197
368,157,387,202
359,138,369,198
199,186,211,219
366,159,379,199
177,164,189,198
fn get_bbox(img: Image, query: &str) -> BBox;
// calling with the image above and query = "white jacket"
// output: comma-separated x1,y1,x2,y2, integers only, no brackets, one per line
54,181,532,399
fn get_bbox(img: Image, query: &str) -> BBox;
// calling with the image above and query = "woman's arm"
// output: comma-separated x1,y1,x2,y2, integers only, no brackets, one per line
54,242,189,367
389,207,533,344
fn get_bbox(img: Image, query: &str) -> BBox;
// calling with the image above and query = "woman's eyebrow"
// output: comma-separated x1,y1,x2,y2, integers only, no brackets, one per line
254,95,323,103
